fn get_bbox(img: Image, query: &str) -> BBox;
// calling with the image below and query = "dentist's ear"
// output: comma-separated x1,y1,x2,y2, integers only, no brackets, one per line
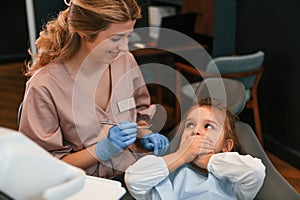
222,139,234,152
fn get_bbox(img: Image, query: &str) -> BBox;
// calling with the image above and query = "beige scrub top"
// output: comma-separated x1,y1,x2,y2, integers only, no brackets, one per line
19,53,152,178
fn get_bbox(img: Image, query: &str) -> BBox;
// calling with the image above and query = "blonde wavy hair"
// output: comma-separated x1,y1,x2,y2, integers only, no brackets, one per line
25,0,141,76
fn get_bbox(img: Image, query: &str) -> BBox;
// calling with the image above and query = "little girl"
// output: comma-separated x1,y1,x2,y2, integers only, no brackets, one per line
125,97,265,199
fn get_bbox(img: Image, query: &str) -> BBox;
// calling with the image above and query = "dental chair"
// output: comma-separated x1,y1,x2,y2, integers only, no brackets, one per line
168,77,300,200
236,122,300,200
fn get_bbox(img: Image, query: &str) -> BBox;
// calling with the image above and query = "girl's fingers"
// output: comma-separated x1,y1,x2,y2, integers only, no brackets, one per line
198,147,214,156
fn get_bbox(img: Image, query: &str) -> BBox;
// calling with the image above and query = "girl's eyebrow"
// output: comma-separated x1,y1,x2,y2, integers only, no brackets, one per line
185,118,195,124
203,119,219,127
185,116,220,127
185,117,193,122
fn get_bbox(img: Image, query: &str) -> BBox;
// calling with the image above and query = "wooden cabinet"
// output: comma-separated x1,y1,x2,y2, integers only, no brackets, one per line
182,0,214,38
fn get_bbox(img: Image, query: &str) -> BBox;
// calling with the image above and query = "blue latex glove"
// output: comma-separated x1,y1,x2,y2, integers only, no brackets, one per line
96,121,137,160
141,133,169,156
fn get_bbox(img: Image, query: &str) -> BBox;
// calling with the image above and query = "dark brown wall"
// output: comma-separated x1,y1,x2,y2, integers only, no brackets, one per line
236,0,300,168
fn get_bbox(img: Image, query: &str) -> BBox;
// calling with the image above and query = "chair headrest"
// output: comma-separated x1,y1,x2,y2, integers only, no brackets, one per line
194,78,247,114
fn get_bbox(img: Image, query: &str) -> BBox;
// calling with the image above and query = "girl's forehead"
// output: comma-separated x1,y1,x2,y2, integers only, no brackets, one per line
187,106,225,122
188,106,213,116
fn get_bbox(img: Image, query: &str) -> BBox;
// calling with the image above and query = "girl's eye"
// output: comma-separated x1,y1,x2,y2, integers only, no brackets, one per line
185,122,194,129
204,123,213,129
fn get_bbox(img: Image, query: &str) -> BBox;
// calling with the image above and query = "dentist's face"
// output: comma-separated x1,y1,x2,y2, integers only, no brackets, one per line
82,20,136,64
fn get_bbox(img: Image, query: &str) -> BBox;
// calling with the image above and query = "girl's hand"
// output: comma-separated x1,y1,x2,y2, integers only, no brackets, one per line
177,135,214,164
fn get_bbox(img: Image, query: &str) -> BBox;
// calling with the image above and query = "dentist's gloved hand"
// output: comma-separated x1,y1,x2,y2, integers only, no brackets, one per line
141,133,169,156
96,121,137,160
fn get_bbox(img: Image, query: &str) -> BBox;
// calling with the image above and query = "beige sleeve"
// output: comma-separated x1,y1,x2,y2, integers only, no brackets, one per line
19,86,72,159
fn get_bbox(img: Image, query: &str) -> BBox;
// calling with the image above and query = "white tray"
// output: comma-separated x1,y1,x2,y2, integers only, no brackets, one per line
67,175,126,200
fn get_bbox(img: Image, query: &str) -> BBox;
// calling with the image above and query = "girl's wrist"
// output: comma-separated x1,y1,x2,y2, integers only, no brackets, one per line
163,152,186,172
